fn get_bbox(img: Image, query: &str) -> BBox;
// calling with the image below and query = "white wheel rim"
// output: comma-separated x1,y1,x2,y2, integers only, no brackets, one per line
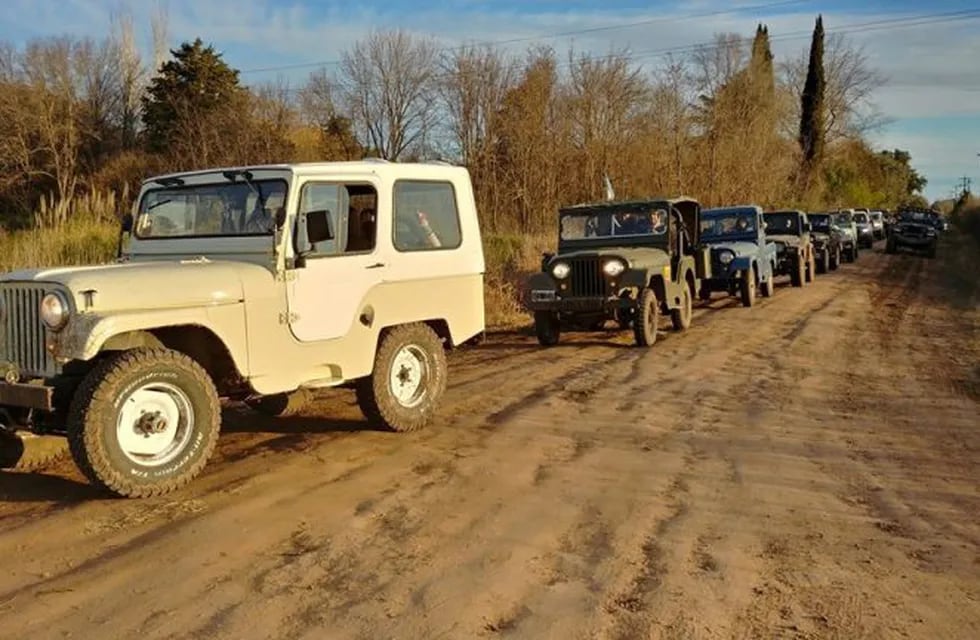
389,344,428,408
116,382,194,467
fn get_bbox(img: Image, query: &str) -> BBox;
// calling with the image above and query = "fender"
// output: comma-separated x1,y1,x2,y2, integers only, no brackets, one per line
730,256,754,274
49,303,249,375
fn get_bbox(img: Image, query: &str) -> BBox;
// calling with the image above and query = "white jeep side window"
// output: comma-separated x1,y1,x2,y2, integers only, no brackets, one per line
393,181,461,252
298,182,379,256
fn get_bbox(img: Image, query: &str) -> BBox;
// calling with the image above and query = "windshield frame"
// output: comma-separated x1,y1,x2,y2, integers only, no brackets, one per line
134,177,290,241
556,202,673,251
699,210,760,242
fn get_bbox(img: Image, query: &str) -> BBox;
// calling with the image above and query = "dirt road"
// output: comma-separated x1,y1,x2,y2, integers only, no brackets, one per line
1,239,978,640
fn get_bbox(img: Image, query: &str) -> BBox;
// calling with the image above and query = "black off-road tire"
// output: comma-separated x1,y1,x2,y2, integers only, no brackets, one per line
805,253,815,283
830,247,840,270
355,323,448,433
670,283,693,331
740,268,756,307
0,431,69,472
760,272,774,298
633,288,659,347
698,287,712,302
853,245,860,261
534,311,561,346
246,389,313,418
885,237,897,254
791,255,805,287
817,251,829,274
67,348,221,498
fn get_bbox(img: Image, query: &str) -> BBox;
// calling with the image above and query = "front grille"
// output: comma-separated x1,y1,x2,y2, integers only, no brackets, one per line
1,284,57,378
568,257,605,297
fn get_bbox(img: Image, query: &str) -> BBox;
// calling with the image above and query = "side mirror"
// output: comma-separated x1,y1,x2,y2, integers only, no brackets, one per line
303,209,334,245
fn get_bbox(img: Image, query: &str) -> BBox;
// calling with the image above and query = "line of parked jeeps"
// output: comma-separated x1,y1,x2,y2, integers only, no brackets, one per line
526,199,889,347
0,160,945,498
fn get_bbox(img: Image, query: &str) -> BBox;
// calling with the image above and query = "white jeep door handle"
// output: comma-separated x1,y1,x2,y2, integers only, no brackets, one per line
365,262,385,269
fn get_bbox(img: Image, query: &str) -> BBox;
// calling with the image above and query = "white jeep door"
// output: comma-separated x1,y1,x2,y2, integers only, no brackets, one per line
286,179,387,343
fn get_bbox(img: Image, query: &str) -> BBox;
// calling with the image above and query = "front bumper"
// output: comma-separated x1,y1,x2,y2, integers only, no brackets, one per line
0,381,54,411
527,291,630,313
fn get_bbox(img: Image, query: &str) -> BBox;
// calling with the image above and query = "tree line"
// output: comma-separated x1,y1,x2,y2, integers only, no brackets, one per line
0,10,928,235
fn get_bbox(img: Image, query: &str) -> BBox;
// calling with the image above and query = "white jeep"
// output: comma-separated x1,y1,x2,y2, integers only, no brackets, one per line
0,160,485,497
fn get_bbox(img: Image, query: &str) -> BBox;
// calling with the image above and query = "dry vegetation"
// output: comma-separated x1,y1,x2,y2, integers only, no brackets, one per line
0,10,932,325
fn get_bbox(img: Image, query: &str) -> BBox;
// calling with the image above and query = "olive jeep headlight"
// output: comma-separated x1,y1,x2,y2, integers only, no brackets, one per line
603,259,625,277
718,250,735,265
40,291,71,330
551,262,571,279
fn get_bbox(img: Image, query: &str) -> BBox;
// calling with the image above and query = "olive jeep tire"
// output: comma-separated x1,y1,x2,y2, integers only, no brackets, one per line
698,287,712,302
355,323,448,433
1,431,69,472
817,251,829,274
534,311,561,346
246,389,312,418
670,283,693,331
790,256,804,287
740,269,756,307
67,348,221,498
633,288,659,347
885,238,897,254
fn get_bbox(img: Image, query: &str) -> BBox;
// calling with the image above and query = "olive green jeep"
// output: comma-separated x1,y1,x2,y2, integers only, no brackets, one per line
525,197,710,347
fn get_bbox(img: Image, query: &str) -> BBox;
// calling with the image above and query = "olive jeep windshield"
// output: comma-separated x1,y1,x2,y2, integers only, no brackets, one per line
559,206,668,242
136,179,288,239
764,213,799,235
809,214,831,231
700,213,757,239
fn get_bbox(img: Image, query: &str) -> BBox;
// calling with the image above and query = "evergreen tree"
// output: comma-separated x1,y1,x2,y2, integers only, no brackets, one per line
141,38,244,154
799,16,825,172
749,24,775,102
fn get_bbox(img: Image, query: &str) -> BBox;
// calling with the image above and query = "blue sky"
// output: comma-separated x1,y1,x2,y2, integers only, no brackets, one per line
2,0,978,201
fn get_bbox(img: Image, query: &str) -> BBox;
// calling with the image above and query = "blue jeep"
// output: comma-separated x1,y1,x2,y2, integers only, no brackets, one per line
697,205,778,307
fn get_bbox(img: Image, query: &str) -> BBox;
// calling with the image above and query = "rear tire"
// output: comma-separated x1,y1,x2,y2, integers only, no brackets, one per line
670,283,693,331
534,311,561,346
1,431,69,472
67,348,221,498
633,288,659,347
355,323,448,433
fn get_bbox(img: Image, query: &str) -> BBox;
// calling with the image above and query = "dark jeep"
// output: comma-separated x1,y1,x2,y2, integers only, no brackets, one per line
886,210,938,258
698,205,778,307
526,197,710,347
806,212,843,273
764,209,816,286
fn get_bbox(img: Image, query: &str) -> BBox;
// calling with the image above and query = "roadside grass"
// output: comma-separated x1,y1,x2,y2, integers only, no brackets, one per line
940,228,980,309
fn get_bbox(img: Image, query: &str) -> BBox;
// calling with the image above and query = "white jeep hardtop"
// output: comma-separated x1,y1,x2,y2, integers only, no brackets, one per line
0,159,485,497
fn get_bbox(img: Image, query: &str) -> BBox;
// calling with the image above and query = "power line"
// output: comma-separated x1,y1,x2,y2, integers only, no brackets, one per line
243,9,980,94
240,0,813,75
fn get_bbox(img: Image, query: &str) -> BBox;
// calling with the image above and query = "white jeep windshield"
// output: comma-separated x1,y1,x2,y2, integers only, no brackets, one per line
136,179,288,239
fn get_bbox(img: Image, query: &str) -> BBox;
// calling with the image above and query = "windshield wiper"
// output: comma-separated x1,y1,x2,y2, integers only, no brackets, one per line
146,198,172,211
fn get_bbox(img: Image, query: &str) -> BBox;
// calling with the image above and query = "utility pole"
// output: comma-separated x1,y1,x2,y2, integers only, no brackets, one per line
956,176,972,196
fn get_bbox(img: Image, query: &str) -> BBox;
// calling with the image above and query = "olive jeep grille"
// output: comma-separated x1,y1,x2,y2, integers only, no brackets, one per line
568,258,605,297
1,284,57,378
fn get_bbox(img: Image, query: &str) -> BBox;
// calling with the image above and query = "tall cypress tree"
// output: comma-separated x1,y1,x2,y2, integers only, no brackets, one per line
749,24,775,103
799,16,825,172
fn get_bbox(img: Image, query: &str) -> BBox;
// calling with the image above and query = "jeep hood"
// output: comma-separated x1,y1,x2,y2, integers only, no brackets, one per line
705,240,759,256
768,234,802,248
0,259,269,312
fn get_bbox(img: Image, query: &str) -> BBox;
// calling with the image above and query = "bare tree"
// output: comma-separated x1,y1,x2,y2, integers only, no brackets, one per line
151,0,170,74
111,7,145,148
340,30,439,160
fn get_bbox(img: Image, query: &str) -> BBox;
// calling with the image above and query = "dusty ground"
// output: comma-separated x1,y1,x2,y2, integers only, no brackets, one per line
1,236,978,640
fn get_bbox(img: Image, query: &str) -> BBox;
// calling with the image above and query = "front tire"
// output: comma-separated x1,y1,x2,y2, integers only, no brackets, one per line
805,253,815,283
67,348,221,498
830,247,840,270
534,311,561,346
740,268,756,307
355,323,448,433
885,237,896,254
791,255,805,287
633,288,659,347
817,251,829,274
670,283,693,331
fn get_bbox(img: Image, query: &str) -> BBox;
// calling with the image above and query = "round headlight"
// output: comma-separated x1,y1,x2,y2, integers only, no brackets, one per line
551,262,571,279
40,291,70,330
603,259,625,277
719,250,735,265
